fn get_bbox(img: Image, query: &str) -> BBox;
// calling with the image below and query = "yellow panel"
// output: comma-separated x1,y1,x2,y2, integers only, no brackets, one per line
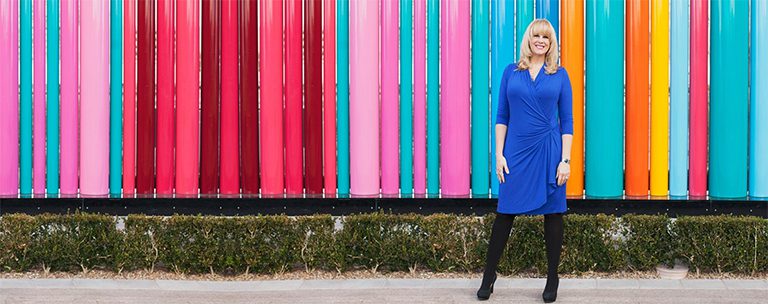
650,0,670,197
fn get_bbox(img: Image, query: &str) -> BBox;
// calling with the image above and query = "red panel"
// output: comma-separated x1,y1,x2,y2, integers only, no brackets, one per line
136,0,155,195
304,0,323,195
201,0,220,195
323,0,337,195
220,0,240,195
259,0,285,196
285,0,303,196
176,0,200,195
156,0,174,195
240,0,259,195
689,0,708,198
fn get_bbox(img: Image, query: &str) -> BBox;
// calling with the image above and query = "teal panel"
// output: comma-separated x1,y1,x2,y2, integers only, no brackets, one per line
471,0,489,196
337,0,350,197
110,0,123,195
46,0,60,195
535,0,558,39
669,0,689,197
515,0,533,53
752,0,768,198
401,0,414,196
490,0,514,196
710,0,748,199
585,0,624,198
427,0,439,196
20,0,32,196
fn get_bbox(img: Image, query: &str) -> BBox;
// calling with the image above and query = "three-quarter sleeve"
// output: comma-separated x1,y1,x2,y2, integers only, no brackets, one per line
558,68,574,135
495,65,513,126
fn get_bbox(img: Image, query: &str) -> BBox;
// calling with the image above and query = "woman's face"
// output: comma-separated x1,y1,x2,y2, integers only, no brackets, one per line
529,32,550,56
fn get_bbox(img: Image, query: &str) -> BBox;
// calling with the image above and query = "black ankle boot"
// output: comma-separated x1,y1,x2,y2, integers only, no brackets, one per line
542,276,559,303
476,273,497,300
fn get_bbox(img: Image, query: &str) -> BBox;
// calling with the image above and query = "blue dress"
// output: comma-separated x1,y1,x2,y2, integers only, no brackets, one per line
495,63,574,215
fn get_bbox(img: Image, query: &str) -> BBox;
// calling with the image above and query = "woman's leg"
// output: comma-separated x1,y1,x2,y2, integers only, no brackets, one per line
544,213,564,291
480,212,516,288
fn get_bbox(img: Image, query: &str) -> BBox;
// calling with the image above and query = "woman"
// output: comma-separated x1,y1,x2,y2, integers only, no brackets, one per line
477,19,573,302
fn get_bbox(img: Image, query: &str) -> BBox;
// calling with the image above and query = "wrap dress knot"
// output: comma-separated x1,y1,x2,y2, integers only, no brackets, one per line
495,63,574,215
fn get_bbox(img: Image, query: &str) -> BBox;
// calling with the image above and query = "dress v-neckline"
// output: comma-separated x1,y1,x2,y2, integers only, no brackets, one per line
529,64,545,83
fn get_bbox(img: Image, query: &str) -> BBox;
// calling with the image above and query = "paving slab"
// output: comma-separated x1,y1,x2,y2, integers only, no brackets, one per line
596,279,640,289
383,278,435,289
0,279,74,289
254,279,304,291
195,281,261,291
154,279,209,291
722,279,768,290
560,278,598,289
638,279,684,289
300,278,389,290
412,278,474,289
72,279,158,290
500,278,546,289
680,279,727,290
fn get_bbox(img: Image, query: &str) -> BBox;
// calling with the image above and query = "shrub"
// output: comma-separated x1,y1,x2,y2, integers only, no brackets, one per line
0,212,765,276
674,215,768,274
621,214,673,271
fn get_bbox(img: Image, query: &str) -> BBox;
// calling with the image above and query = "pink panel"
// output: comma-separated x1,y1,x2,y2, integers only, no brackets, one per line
323,0,337,196
33,0,46,195
440,0,470,197
413,0,426,195
123,0,136,195
349,0,380,197
60,0,79,195
0,1,20,196
80,0,110,196
381,0,399,196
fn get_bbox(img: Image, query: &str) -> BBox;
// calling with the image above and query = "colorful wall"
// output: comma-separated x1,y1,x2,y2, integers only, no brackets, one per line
0,0,766,199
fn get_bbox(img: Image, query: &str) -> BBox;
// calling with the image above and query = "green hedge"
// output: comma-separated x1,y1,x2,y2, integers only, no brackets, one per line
674,216,768,274
621,214,674,271
1,212,766,275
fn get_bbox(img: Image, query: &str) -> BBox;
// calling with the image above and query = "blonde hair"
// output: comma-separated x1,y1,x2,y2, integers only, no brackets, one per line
517,19,559,74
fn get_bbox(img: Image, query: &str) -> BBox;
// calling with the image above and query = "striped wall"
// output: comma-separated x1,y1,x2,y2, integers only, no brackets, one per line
0,0,766,200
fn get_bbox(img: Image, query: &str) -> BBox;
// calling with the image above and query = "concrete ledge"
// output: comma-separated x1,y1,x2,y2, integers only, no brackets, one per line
72,279,158,290
596,279,640,289
638,279,683,289
1,278,766,292
722,280,768,290
680,279,727,290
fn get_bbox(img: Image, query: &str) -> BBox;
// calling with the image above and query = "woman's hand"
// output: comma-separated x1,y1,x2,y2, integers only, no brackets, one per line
496,154,510,183
556,162,570,186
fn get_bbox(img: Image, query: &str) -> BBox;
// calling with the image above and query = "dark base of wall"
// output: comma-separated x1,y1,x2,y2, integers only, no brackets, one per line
1,197,766,217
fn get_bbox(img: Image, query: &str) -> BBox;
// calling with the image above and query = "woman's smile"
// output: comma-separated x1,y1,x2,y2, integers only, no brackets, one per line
531,35,550,55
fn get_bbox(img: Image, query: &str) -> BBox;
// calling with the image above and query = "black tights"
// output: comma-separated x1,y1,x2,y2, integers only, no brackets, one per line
480,212,564,288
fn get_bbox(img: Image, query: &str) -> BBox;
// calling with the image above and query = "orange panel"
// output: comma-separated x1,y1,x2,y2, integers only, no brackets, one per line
561,0,584,197
625,0,650,197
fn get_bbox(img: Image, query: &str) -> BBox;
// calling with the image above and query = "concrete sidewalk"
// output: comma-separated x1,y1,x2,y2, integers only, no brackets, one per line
1,278,766,303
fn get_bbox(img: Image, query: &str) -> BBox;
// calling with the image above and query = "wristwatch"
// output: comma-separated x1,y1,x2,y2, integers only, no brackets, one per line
561,159,570,164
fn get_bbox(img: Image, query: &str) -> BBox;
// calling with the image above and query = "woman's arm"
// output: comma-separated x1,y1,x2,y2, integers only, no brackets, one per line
496,124,509,183
496,124,508,157
558,67,574,158
557,68,574,185
561,134,572,161
495,66,512,182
